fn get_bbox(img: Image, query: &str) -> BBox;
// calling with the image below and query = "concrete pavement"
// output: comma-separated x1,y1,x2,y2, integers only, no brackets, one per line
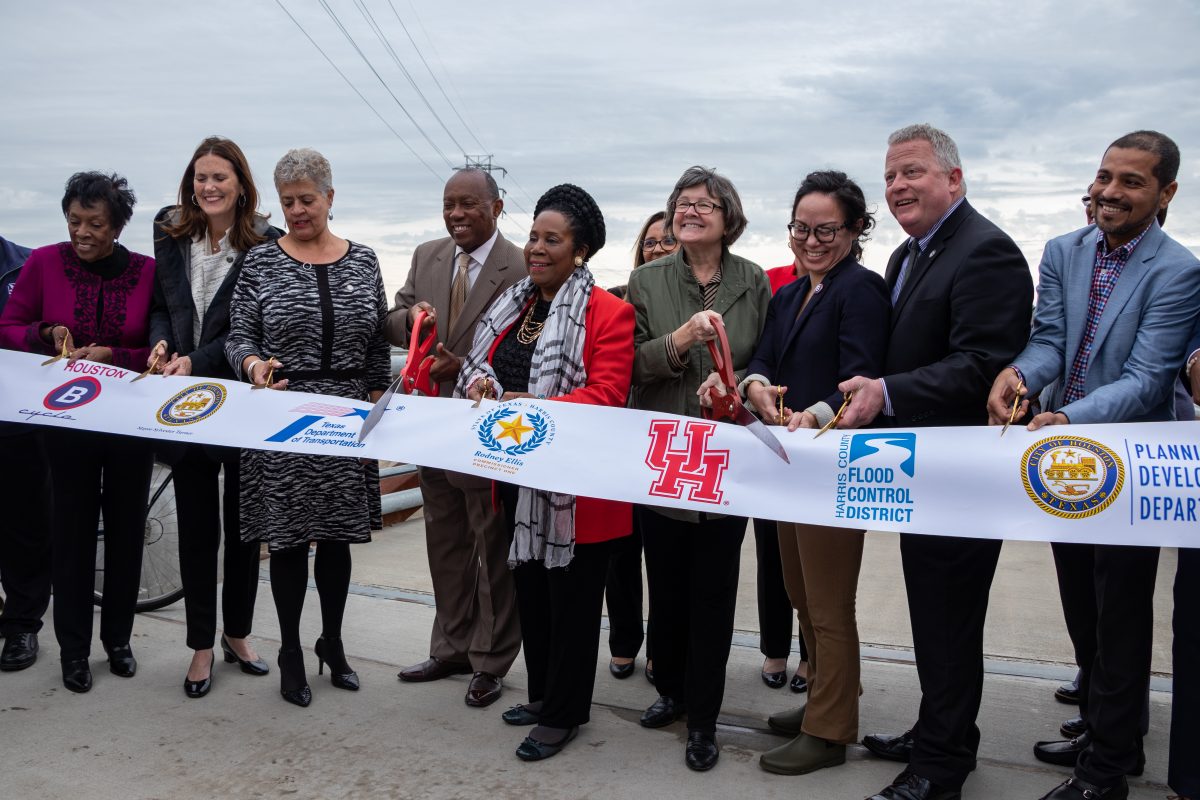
0,515,1179,799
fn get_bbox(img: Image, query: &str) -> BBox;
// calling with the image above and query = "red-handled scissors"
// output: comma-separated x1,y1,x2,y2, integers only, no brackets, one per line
358,309,440,442
703,318,790,463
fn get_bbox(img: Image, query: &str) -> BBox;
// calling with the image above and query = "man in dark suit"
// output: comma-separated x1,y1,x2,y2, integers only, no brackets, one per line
989,130,1200,800
385,168,526,707
838,124,1034,800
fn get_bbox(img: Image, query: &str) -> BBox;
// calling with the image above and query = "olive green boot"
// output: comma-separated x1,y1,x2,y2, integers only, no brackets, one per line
759,732,847,775
766,704,806,736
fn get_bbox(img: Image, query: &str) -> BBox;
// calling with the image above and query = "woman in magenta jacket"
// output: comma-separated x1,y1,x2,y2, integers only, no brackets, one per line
0,172,155,694
459,183,633,762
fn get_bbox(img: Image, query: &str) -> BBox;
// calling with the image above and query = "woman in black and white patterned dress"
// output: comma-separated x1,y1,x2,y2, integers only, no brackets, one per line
225,147,391,708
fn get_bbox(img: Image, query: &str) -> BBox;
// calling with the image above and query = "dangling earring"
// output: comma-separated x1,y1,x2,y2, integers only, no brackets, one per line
328,209,334,221
574,255,584,267
191,194,199,206
238,194,247,208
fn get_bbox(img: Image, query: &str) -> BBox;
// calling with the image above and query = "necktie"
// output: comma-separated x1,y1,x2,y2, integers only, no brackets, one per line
448,251,470,329
891,238,920,306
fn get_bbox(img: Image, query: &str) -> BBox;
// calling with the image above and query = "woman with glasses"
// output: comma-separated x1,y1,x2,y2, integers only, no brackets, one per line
712,170,888,776
626,166,770,771
605,210,679,684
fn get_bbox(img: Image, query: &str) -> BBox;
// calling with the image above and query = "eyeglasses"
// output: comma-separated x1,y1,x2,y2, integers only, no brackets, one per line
788,222,846,244
673,200,723,215
641,236,678,251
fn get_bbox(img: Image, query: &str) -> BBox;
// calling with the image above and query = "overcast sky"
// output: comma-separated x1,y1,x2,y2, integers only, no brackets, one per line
3,0,1198,295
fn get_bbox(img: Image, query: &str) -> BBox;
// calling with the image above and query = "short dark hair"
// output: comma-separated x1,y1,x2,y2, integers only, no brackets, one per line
1108,130,1180,189
453,167,501,202
533,183,606,260
664,166,748,246
61,172,136,232
792,171,875,262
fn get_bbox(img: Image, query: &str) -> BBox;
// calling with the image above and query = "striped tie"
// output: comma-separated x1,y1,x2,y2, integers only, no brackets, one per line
448,251,470,328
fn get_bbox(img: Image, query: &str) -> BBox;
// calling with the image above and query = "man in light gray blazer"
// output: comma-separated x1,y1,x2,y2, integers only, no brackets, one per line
385,168,526,707
988,130,1200,800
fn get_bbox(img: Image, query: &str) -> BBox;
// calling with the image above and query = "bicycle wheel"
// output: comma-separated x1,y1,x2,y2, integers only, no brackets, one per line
94,460,184,612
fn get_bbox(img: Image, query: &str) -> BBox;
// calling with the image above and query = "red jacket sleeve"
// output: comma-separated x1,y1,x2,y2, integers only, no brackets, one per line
550,288,634,408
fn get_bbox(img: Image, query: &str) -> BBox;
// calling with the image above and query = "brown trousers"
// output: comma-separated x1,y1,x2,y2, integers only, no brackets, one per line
776,521,865,744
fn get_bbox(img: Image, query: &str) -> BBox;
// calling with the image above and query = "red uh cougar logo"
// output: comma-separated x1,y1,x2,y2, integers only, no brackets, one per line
645,420,730,504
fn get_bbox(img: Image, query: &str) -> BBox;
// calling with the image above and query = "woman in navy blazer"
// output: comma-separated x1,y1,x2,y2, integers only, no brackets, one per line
737,171,889,776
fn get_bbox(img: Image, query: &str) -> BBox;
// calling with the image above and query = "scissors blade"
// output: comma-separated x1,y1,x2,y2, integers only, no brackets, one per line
733,404,790,463
357,375,403,442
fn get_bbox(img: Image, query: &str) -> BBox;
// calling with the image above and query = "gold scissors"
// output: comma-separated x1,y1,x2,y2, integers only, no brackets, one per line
250,357,276,390
1001,380,1025,436
40,327,72,366
131,345,164,383
776,386,786,426
814,391,853,439
471,377,493,409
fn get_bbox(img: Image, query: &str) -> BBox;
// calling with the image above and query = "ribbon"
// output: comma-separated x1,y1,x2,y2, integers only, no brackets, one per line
2,349,1196,547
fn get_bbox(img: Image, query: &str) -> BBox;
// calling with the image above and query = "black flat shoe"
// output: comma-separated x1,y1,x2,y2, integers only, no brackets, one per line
222,635,269,676
62,658,93,693
609,659,635,679
184,653,215,699
640,695,685,728
314,636,359,691
685,731,719,771
277,647,312,707
789,672,808,693
502,704,540,726
1033,732,1144,776
105,644,137,678
515,726,578,761
1059,715,1085,738
762,669,787,689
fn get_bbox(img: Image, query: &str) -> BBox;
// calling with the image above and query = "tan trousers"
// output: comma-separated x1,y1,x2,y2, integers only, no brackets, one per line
776,521,865,744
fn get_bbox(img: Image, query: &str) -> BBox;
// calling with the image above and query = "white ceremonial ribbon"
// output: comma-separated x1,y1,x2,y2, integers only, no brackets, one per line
2,349,1198,547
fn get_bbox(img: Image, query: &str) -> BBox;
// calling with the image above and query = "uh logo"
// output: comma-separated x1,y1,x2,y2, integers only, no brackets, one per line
645,419,730,504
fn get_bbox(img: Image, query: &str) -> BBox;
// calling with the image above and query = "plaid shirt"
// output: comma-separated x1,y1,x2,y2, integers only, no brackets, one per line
1061,224,1153,404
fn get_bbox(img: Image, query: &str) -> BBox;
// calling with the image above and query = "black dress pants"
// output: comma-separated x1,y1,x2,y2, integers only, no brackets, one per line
1051,542,1160,786
0,429,52,636
604,515,649,660
1170,547,1200,798
45,429,152,661
753,518,807,661
174,445,260,650
901,533,1003,791
640,505,745,735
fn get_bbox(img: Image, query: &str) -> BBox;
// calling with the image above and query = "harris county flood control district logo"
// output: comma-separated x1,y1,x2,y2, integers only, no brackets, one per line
471,405,555,476
157,383,227,426
835,432,917,524
1022,436,1125,518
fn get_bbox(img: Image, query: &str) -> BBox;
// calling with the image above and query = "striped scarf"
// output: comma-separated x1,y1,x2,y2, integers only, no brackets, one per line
454,266,594,568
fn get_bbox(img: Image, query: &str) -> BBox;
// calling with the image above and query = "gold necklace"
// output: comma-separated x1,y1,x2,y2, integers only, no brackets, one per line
516,306,545,344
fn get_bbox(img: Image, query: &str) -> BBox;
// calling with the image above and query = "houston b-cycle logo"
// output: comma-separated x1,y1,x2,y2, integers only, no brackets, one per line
43,376,102,410
645,419,730,504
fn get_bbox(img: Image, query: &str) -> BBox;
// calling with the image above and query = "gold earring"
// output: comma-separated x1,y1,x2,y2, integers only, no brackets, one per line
574,256,584,267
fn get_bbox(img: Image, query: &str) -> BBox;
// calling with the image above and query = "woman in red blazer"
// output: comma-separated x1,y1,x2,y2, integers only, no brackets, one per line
458,183,633,762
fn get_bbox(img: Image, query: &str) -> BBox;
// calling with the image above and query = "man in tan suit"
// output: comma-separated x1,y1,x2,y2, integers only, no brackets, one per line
386,168,526,707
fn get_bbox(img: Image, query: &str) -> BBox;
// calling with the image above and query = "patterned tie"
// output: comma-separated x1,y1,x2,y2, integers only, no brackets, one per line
891,238,921,306
448,251,470,329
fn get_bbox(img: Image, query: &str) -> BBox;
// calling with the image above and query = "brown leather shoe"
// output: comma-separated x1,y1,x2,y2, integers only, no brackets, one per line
465,671,502,707
397,656,472,683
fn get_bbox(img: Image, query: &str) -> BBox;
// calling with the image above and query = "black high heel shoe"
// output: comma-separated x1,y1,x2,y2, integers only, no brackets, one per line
277,647,312,707
222,635,269,676
314,636,360,691
184,652,215,699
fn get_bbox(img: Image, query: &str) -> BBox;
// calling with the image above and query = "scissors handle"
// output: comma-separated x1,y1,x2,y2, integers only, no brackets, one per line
400,309,440,397
703,317,740,422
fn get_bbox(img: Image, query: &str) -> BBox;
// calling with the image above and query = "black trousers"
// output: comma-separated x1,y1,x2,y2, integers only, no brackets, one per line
640,506,745,735
604,515,650,660
1051,542,1160,786
45,430,152,661
1171,547,1200,797
901,533,1002,791
0,429,52,636
174,445,260,650
753,518,807,661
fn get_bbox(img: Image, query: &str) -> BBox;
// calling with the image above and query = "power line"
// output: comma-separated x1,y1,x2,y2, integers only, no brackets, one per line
354,0,467,156
273,0,444,183
316,0,456,169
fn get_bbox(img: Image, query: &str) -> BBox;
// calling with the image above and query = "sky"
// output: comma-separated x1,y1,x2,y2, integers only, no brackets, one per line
2,0,1199,297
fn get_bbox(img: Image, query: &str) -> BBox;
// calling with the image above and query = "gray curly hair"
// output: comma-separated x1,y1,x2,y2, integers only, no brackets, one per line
274,147,333,194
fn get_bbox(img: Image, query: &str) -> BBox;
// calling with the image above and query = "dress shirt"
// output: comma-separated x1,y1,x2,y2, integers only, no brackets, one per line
453,228,499,294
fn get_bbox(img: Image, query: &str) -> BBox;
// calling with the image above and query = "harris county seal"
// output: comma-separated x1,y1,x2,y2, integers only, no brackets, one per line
1022,436,1124,519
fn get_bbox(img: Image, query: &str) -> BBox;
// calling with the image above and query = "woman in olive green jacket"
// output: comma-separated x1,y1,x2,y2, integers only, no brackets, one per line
625,165,770,772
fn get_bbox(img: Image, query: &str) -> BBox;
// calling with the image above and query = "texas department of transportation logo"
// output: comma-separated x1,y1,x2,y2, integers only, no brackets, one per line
1022,436,1124,518
476,405,553,455
157,383,227,426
